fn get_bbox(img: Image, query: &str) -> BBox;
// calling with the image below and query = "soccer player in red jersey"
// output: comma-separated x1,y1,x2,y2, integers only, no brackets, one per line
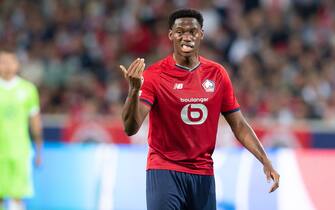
120,9,280,210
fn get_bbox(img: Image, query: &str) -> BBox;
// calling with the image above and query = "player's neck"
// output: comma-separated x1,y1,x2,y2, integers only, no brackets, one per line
0,75,17,82
0,75,19,89
173,53,199,69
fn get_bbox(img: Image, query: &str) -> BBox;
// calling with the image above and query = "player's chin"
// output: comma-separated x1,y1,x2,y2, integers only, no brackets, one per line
179,50,194,57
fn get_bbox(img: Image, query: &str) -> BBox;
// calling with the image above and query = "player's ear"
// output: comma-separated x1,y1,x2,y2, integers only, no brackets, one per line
200,29,204,40
168,30,173,41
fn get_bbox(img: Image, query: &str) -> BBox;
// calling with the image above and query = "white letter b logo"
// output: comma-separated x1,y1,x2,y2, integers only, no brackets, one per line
181,104,208,125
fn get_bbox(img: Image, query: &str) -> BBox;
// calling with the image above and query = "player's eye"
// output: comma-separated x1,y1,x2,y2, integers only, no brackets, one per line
190,29,197,35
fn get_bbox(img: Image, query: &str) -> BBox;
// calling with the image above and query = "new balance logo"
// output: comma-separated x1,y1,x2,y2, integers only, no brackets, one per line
174,83,183,90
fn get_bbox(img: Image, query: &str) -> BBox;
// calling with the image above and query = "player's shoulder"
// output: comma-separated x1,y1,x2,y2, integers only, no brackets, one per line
143,56,168,77
17,77,38,90
200,56,229,76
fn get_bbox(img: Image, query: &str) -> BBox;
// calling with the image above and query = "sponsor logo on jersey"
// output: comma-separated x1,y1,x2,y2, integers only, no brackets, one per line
174,83,183,90
202,79,215,92
180,97,208,103
181,103,208,125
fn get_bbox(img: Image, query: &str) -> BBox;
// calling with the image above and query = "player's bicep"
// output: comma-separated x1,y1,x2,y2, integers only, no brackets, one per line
224,110,244,130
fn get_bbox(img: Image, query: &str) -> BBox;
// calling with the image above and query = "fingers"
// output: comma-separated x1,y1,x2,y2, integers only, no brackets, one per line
119,65,127,78
129,58,145,78
128,58,141,75
269,181,279,193
128,58,141,74
119,58,145,90
269,171,280,193
134,59,145,76
119,58,145,79
264,165,280,193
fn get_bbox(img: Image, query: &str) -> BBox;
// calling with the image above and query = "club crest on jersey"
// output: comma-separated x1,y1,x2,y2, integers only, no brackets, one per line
202,79,215,92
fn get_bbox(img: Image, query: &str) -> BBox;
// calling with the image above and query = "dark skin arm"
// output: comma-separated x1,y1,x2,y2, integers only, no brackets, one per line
120,58,151,136
225,111,280,193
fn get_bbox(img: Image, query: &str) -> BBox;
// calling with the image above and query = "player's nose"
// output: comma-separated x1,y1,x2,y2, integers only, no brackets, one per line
181,32,193,41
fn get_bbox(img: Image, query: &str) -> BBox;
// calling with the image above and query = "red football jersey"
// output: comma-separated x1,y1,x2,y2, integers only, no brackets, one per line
139,55,240,175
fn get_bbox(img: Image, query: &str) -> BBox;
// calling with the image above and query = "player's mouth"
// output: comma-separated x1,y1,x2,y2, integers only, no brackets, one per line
180,43,195,53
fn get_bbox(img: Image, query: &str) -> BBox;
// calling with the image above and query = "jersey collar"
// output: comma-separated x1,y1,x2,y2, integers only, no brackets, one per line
169,54,202,72
0,76,20,89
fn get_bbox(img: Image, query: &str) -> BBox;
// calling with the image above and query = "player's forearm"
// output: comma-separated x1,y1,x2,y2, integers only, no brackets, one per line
122,89,142,136
233,121,271,165
30,114,43,155
33,133,43,155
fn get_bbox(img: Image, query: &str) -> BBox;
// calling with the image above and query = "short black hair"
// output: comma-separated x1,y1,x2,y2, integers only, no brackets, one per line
168,9,203,29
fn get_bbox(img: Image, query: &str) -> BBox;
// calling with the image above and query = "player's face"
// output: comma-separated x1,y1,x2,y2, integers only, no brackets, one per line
0,53,19,80
169,18,204,57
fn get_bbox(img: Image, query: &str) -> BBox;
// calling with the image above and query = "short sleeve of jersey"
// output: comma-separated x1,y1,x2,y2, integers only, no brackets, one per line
139,68,157,106
26,83,40,116
220,67,240,115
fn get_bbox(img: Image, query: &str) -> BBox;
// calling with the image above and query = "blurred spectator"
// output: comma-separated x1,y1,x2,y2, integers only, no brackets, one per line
0,0,334,123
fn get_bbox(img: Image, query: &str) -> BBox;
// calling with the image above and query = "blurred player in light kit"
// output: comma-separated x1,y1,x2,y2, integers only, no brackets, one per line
120,9,280,210
0,51,43,210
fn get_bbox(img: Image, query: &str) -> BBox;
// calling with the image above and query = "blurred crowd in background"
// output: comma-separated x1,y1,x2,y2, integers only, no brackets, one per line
0,0,335,124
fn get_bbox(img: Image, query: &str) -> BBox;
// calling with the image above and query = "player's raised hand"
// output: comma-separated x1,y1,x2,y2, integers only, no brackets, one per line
263,161,280,193
120,58,146,90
